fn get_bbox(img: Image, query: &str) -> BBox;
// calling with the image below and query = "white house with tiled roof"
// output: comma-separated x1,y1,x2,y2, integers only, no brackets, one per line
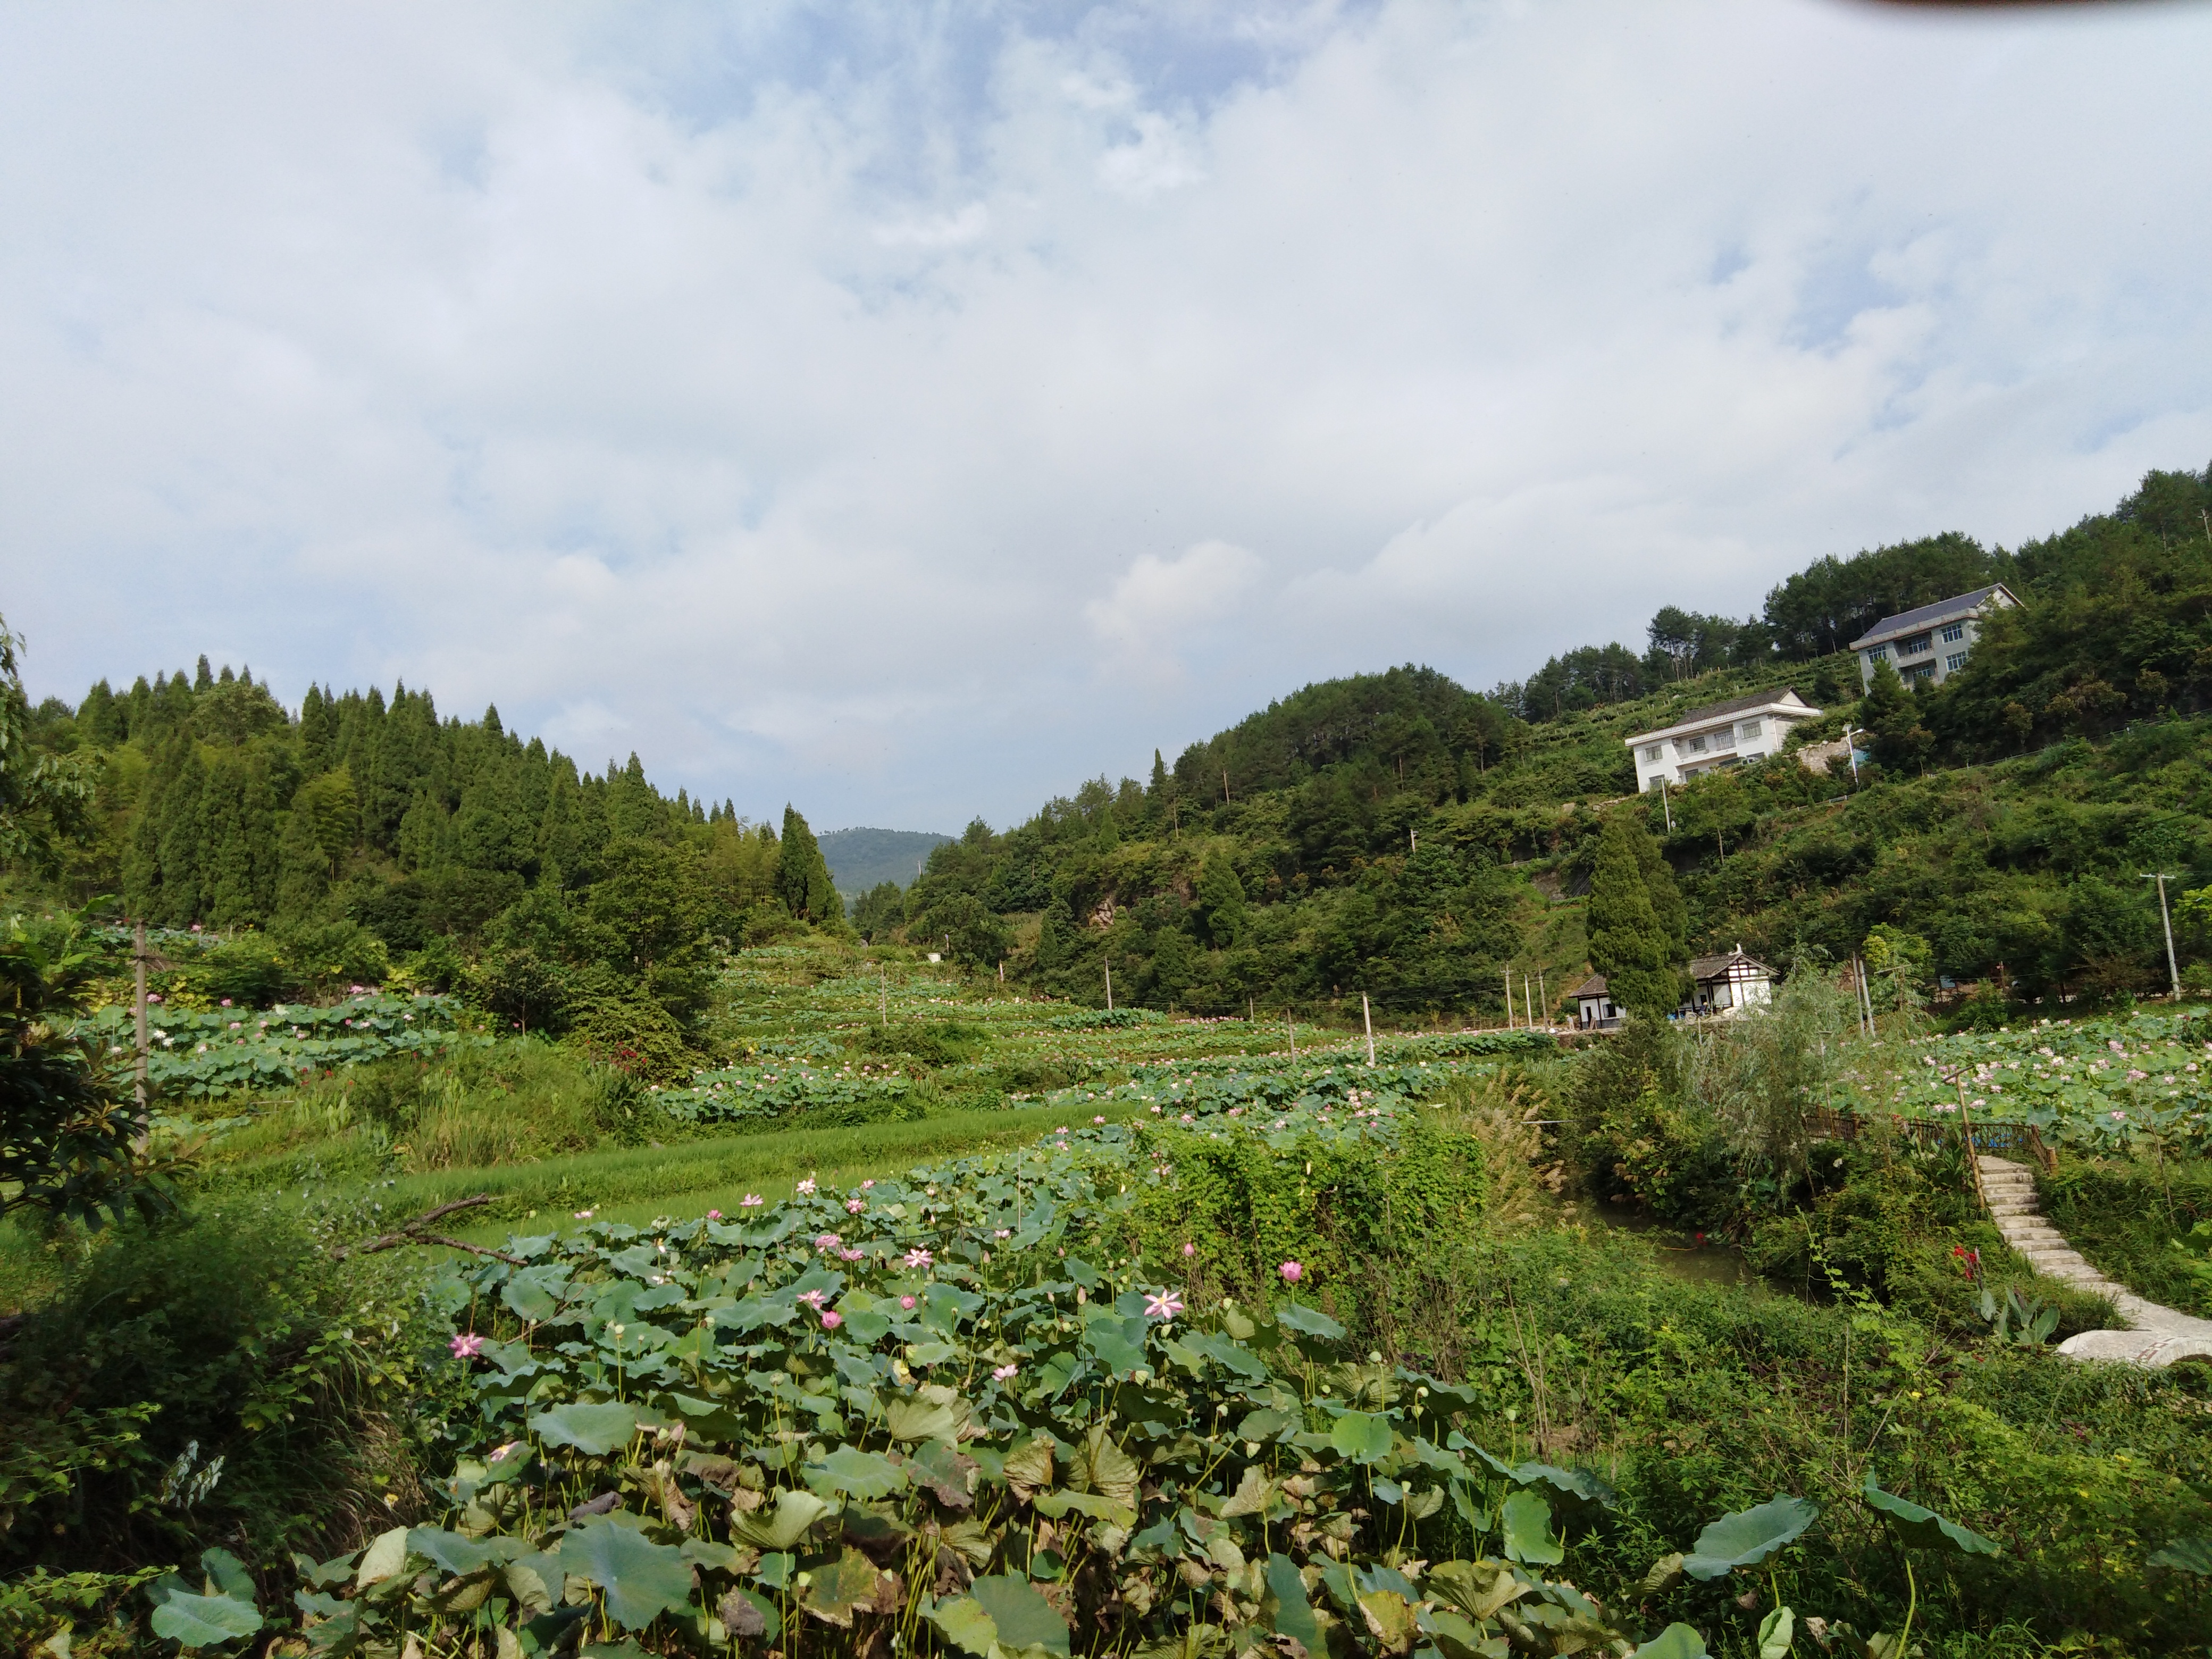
1624,689,1821,794
1849,584,2018,692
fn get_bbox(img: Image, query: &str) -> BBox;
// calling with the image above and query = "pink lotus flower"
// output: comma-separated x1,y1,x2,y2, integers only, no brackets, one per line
816,1233,843,1251
574,1209,594,1219
1093,1115,1105,1125
708,1210,723,1220
904,1248,935,1269
1144,1289,1185,1320
841,1249,864,1261
798,1289,827,1309
1279,1261,1304,1283
820,1311,843,1330
993,1228,1011,1239
450,1333,487,1359
846,1197,866,1213
741,1194,764,1207
220,998,232,1007
992,1363,1018,1380
1183,1242,1196,1257
861,1179,876,1189
900,1295,917,1310
796,1177,818,1195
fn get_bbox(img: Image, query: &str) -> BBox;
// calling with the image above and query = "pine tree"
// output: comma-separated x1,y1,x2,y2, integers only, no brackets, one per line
1858,658,1931,773
775,806,842,925
1587,815,1680,1016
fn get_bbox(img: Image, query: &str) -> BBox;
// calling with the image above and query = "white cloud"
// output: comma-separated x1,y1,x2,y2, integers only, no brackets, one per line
2,1,2209,832
1086,540,1264,675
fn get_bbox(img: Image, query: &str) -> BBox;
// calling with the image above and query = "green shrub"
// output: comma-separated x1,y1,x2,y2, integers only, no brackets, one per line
0,1200,431,1582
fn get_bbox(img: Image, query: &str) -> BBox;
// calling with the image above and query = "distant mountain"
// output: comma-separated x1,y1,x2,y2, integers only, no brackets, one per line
818,826,953,895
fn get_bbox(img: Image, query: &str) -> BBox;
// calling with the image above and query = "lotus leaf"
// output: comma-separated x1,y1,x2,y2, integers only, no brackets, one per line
1426,1560,1527,1623
150,1591,263,1650
1633,1625,1709,1659
1263,1552,1320,1651
1756,1606,1796,1659
563,1520,698,1630
1328,1410,1395,1464
1419,1607,1495,1659
355,1526,411,1589
1069,1423,1140,1504
887,1394,966,1443
530,1401,639,1456
192,1547,254,1603
1682,1495,1820,1580
730,1487,834,1552
1356,1587,1419,1655
927,1592,1000,1655
1002,1437,1056,1497
802,1545,896,1627
1275,1302,1347,1339
1861,1476,2000,1556
969,1573,1071,1656
1501,1490,1562,1566
809,1446,908,1499
1219,1465,1278,1518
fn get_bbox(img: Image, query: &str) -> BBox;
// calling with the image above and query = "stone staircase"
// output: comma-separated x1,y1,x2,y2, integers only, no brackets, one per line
1978,1155,2212,1367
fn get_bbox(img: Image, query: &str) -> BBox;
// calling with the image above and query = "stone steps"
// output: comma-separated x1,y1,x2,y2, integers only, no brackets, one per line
1973,1155,2212,1368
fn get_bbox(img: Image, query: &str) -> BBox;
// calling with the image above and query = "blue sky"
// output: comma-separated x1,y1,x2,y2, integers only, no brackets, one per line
5,1,2210,834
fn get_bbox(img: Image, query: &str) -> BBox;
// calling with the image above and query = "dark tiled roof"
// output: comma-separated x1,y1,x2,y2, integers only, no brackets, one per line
1569,974,1607,998
1689,949,1770,981
1849,585,2013,650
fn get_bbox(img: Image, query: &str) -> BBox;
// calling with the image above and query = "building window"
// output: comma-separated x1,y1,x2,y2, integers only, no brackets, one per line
1687,734,1707,753
1901,633,1931,655
1739,718,1762,740
1946,651,1968,672
1940,622,1965,643
1644,745,1662,762
1867,644,1888,662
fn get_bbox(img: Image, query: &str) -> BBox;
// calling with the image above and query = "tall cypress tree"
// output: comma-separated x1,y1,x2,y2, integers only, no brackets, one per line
1587,815,1680,1016
775,806,842,925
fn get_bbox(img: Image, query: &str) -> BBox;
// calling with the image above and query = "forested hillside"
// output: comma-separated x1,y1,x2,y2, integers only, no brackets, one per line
898,463,2212,1018
7,668,848,1059
7,461,2209,1033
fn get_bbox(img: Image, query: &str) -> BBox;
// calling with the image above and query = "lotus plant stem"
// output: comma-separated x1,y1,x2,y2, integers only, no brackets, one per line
1895,1556,1918,1659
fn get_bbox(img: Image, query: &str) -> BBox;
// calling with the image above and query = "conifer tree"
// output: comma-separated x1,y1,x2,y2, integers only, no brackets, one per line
1587,815,1680,1016
775,806,842,925
1858,658,1931,773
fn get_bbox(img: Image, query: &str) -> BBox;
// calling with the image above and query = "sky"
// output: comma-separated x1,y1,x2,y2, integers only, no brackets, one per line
4,0,2211,835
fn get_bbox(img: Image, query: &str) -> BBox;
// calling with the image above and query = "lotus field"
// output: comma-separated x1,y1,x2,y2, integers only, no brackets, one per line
222,1117,1977,1659
74,991,486,1099
1839,1012,2212,1155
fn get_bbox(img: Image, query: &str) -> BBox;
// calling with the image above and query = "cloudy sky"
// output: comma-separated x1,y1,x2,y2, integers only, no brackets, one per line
5,1,2210,833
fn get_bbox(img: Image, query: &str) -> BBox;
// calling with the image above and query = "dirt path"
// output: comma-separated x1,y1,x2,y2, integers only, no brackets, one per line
1979,1155,2212,1367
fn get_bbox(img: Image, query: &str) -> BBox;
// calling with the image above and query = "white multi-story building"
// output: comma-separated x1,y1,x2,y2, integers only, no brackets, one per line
1849,584,2018,692
1624,689,1821,794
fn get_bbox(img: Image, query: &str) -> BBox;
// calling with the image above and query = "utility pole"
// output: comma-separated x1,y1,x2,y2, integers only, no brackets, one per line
1362,993,1375,1067
1841,725,1861,785
880,965,889,1026
1503,969,1513,1028
1537,970,1546,1028
1657,778,1672,834
1288,1011,1296,1055
1222,770,1231,806
2143,873,2182,999
1104,954,1113,1011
